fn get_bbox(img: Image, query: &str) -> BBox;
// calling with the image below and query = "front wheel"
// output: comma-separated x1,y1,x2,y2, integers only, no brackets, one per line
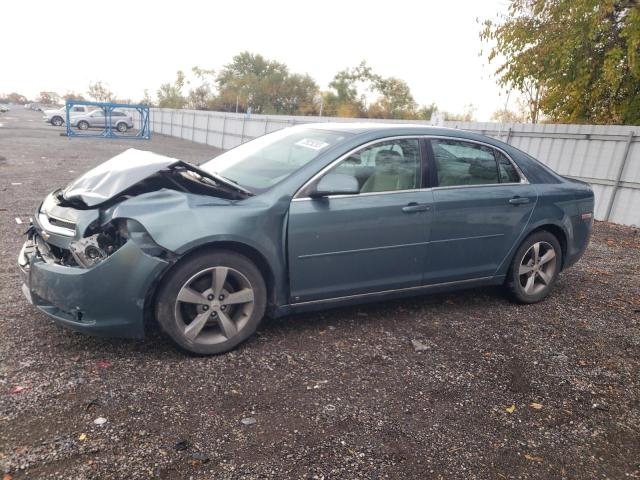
155,250,267,355
51,116,63,126
116,122,128,132
77,120,89,130
507,230,562,303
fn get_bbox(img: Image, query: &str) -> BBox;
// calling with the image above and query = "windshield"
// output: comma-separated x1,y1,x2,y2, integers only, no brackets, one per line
200,127,349,192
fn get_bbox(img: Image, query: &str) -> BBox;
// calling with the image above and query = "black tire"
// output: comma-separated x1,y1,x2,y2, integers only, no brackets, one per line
51,116,63,126
155,250,267,355
77,120,89,130
507,230,562,304
116,122,128,132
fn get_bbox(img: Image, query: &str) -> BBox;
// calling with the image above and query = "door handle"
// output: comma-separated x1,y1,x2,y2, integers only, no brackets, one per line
402,202,432,213
509,196,530,205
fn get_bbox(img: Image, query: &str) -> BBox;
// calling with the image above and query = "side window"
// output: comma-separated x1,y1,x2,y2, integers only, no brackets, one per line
330,139,421,193
73,106,84,112
496,150,521,183
432,139,499,187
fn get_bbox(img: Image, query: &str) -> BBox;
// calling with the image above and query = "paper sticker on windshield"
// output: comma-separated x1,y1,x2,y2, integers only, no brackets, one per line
295,138,330,151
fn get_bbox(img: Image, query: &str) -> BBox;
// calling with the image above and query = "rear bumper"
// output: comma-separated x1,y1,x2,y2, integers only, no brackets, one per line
18,236,169,338
564,214,593,269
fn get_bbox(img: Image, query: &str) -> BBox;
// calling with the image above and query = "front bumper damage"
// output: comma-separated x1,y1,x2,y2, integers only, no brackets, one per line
18,228,169,338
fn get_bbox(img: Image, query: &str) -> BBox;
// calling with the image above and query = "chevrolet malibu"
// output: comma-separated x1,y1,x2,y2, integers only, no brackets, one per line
18,124,594,354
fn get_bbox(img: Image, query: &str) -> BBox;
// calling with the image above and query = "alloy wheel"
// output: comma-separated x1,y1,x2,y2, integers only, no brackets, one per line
518,241,557,296
174,266,255,344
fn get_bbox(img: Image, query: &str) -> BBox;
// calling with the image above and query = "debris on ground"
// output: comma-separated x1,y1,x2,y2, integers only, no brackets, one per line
174,440,190,451
411,339,434,352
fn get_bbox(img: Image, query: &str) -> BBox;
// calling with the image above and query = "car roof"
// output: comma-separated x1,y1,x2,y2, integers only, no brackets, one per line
301,122,451,134
297,122,503,145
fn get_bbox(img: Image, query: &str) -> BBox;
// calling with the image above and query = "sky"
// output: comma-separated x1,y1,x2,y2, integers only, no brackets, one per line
0,0,511,121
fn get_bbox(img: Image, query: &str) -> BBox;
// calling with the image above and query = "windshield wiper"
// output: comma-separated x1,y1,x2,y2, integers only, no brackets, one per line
212,173,249,193
173,162,254,197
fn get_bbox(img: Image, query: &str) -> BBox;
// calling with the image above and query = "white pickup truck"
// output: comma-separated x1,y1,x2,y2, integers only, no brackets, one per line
43,105,93,126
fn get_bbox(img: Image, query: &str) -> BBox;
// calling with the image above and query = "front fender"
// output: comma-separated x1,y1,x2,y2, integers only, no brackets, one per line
105,189,288,305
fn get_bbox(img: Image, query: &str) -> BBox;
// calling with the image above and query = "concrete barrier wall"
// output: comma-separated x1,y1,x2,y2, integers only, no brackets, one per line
137,108,640,227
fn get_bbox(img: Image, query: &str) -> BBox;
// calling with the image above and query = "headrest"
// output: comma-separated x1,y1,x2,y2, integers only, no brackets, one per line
468,160,497,180
375,150,402,167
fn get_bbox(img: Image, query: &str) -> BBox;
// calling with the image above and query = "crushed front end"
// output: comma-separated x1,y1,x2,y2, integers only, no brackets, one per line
18,192,170,338
17,148,244,339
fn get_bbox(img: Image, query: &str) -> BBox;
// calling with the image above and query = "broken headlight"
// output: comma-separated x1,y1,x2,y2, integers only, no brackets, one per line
69,234,108,267
69,219,164,268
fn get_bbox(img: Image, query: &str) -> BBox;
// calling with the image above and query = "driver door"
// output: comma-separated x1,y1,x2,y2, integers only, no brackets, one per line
287,138,433,303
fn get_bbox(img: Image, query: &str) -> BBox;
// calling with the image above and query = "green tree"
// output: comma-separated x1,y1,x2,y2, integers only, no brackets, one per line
87,81,114,102
63,91,85,101
3,92,28,104
37,91,61,105
214,52,289,113
324,61,422,119
368,77,417,119
140,89,153,106
157,71,187,108
213,52,320,115
416,102,438,121
491,107,525,123
188,67,216,110
481,0,640,124
322,61,370,117
443,104,477,122
273,73,320,115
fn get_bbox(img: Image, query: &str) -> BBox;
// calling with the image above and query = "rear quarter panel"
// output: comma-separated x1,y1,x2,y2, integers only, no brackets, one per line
521,182,594,270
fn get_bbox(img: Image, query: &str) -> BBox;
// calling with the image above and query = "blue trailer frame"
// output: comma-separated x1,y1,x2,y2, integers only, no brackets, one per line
65,100,151,139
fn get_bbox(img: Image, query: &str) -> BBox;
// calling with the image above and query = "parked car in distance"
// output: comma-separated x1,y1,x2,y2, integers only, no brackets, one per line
18,124,594,355
71,109,134,132
0,104,10,112
43,105,91,126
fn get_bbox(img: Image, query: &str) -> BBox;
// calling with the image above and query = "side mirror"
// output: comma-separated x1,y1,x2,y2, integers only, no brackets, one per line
309,173,359,198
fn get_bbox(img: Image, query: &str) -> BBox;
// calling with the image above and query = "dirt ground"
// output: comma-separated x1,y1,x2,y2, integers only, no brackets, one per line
1,108,639,479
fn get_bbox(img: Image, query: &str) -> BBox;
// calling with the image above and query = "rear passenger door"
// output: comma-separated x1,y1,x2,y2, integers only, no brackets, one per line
425,138,537,284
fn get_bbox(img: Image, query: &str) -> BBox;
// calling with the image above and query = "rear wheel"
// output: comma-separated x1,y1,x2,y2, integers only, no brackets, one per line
155,250,266,355
508,230,562,303
77,120,89,130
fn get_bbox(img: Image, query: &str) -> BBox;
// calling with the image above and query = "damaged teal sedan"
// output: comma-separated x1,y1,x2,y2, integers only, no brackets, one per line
18,124,594,354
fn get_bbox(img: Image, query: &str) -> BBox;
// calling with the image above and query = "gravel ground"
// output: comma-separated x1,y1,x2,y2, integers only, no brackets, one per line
1,108,639,479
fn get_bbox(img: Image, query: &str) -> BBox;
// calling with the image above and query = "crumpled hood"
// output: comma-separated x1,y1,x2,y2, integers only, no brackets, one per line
62,149,181,207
